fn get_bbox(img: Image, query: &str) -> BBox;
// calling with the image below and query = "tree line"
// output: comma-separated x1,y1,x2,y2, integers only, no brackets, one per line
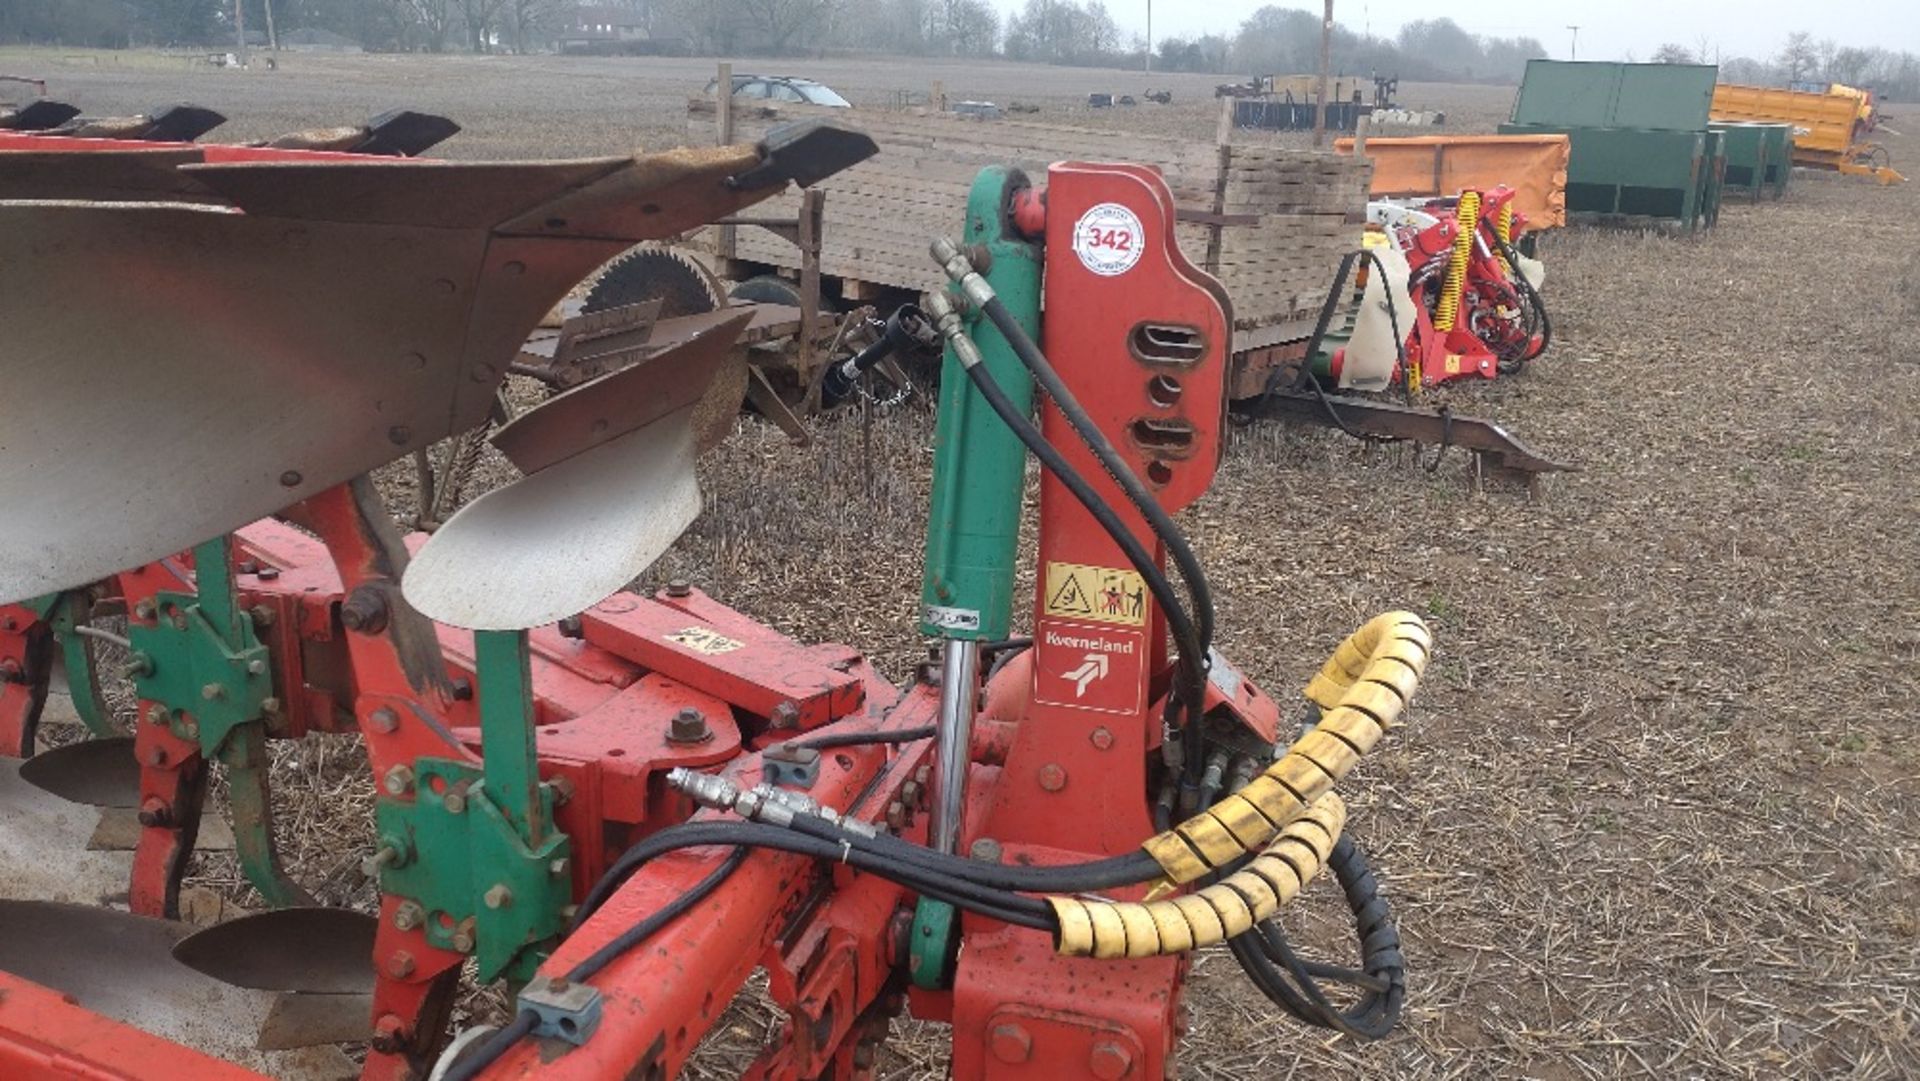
1650,33,1920,103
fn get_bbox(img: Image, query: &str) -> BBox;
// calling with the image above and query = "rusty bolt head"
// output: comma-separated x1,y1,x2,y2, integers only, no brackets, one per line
385,951,416,979
665,579,692,598
970,837,1003,863
885,801,906,830
260,696,281,718
367,707,399,734
546,976,570,994
340,586,390,635
181,719,199,741
451,918,477,954
136,799,172,828
369,1014,408,1054
1038,763,1068,792
133,599,157,622
557,615,584,639
246,658,267,676
1090,726,1115,750
900,780,921,808
393,901,425,931
122,652,154,680
483,884,514,910
1088,1040,1134,1080
382,765,415,796
249,604,276,628
988,1023,1033,1064
770,701,800,729
200,682,224,701
548,776,575,805
667,706,712,744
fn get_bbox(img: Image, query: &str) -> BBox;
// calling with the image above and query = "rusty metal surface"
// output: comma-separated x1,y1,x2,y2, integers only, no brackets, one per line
0,142,791,606
1233,388,1574,476
172,907,379,994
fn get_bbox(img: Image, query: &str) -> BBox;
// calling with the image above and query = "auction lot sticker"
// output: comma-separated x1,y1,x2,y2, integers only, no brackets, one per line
1072,202,1146,276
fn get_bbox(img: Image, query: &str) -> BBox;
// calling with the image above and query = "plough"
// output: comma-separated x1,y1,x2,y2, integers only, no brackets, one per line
0,118,1434,1080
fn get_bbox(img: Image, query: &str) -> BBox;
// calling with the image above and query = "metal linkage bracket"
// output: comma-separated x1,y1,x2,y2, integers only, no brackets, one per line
518,977,604,1046
762,743,822,788
372,757,573,984
127,592,271,751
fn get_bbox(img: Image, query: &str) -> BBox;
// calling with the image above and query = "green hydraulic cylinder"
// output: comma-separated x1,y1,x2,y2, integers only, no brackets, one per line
917,166,1040,643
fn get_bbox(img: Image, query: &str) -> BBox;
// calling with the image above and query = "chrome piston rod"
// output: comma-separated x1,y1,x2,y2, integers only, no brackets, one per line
928,638,980,854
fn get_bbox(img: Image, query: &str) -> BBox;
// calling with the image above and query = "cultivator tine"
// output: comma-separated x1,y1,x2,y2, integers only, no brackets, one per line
1234,389,1575,480
404,313,751,630
46,592,118,738
172,907,378,994
220,723,315,908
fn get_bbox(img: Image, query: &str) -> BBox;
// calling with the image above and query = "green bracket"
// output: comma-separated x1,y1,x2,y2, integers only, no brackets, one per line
907,897,959,989
126,537,272,753
372,630,571,984
373,757,572,984
46,592,116,738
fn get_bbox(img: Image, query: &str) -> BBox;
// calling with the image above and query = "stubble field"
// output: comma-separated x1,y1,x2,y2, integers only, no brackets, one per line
11,46,1919,1080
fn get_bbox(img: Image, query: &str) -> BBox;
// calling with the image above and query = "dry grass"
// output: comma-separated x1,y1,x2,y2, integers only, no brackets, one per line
16,48,1920,1079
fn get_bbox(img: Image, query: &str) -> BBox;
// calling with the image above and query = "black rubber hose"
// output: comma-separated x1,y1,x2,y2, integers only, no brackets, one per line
974,295,1215,781
1227,835,1405,1040
785,811,1161,893
1495,235,1551,361
789,725,937,751
439,1012,537,1081
958,355,1206,718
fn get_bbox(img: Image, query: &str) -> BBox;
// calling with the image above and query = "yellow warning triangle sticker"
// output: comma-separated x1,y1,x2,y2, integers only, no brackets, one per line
1046,572,1094,616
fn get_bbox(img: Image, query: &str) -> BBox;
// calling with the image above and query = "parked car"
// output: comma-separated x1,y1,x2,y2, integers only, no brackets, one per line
704,75,852,108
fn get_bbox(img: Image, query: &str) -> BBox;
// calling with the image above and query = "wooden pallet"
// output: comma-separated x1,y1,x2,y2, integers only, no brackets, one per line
683,95,1371,350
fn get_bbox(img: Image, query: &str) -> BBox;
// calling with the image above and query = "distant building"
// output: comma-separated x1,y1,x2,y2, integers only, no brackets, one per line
557,3,690,54
281,27,364,52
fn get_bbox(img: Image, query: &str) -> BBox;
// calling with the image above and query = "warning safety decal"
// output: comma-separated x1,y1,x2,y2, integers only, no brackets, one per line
666,626,745,654
1042,562,1148,627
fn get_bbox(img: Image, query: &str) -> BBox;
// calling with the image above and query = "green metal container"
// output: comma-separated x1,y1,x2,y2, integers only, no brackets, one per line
1710,122,1771,201
1509,59,1717,131
1499,123,1714,231
1699,128,1726,227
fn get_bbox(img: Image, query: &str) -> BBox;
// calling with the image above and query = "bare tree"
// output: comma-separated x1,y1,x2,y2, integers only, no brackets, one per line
1777,32,1817,82
460,0,507,50
1650,42,1693,64
407,0,456,50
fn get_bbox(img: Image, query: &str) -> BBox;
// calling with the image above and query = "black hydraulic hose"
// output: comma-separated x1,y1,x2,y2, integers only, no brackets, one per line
786,811,1161,893
1227,835,1406,1040
961,305,1213,785
1494,235,1551,361
790,725,937,751
956,353,1206,723
440,1012,537,1081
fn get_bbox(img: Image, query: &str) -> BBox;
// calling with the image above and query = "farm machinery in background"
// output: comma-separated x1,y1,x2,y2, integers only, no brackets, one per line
1,109,1431,1081
1233,183,1568,486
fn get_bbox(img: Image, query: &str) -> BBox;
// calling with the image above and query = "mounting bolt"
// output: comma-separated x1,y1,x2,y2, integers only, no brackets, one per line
667,706,712,744
340,586,390,635
900,780,922,808
451,917,477,955
122,652,155,680
249,605,276,628
885,800,906,831
367,707,399,734
393,901,425,931
256,566,280,581
1090,726,1115,750
1088,1040,1134,1080
260,696,282,718
147,746,169,767
170,610,188,630
557,615,584,639
450,677,474,701
483,884,514,910
382,765,415,796
369,1014,408,1054
988,1022,1033,1064
770,701,800,729
362,844,405,877
385,951,416,979
1038,763,1068,792
200,682,224,701
549,858,569,878
548,776,575,806
136,798,173,828
970,837,1002,863
133,599,157,622
665,579,692,598
443,782,469,815
181,719,200,741
246,658,267,676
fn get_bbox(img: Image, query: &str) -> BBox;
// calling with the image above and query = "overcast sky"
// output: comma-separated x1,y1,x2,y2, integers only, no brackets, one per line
996,1,1918,65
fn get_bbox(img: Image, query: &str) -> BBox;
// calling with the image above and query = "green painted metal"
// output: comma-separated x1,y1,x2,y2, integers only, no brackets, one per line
907,896,958,989
474,629,545,844
47,592,115,738
126,536,272,755
1711,122,1772,200
1499,123,1712,231
221,721,313,907
1510,60,1717,132
1699,129,1726,228
917,166,1040,642
372,756,571,983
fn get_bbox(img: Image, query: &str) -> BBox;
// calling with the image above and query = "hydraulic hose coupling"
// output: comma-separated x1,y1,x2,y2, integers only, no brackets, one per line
923,291,986,371
929,235,998,311
1050,793,1346,958
1139,612,1431,887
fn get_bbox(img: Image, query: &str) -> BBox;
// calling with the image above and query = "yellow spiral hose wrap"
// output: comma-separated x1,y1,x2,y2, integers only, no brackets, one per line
1140,612,1430,886
1433,189,1479,331
1051,794,1347,958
